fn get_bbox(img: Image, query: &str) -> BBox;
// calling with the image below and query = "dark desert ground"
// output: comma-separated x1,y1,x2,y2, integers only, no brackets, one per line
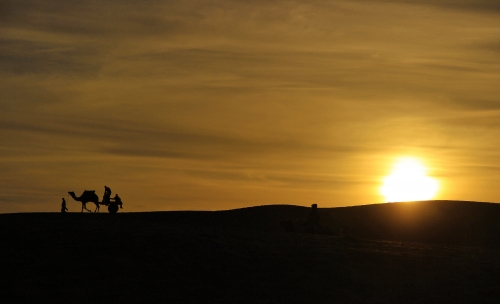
2,200,500,303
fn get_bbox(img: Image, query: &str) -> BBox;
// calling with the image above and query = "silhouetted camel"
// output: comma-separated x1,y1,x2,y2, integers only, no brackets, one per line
68,191,100,213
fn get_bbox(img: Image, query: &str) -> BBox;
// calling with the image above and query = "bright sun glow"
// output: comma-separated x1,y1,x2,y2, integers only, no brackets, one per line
381,157,439,202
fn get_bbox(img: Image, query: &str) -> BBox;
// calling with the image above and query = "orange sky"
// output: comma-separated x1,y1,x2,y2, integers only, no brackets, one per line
1,0,500,212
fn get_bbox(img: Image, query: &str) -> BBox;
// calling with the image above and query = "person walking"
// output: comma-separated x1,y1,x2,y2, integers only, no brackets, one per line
61,198,68,213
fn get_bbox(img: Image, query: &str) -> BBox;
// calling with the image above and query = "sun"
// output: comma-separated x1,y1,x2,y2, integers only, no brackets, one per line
381,157,439,202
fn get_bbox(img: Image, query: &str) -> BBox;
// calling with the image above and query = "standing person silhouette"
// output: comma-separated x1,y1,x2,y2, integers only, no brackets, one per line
103,185,112,204
61,198,68,213
304,204,320,233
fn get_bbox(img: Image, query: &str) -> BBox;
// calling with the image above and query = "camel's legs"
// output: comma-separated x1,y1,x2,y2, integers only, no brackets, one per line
82,203,91,213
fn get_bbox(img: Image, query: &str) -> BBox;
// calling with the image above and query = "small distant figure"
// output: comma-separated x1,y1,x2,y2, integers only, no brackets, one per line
303,204,320,234
113,194,123,209
103,185,112,204
61,198,68,213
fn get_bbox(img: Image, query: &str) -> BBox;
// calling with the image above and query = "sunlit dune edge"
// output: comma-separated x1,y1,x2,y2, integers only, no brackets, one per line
3,200,500,248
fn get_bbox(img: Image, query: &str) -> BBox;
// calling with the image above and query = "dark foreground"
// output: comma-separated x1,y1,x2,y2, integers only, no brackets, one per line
1,201,500,303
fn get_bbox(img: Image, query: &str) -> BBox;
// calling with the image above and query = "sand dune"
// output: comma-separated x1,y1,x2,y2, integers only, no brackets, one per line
1,201,499,302
323,200,500,247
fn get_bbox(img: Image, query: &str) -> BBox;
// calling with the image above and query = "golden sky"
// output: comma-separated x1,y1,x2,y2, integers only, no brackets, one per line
1,0,500,212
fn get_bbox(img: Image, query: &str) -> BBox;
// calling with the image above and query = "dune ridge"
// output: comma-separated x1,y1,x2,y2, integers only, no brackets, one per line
2,200,500,303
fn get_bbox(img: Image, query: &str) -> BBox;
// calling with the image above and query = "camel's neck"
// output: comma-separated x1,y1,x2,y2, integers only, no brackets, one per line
68,192,80,201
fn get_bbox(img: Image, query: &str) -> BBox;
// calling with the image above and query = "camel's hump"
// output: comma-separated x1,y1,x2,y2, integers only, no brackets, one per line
84,190,96,193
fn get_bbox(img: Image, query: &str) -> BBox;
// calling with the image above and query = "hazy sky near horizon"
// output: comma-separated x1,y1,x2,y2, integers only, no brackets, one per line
1,0,500,212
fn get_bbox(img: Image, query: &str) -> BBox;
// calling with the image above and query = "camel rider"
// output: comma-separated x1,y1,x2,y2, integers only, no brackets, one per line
103,185,112,204
113,194,123,209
